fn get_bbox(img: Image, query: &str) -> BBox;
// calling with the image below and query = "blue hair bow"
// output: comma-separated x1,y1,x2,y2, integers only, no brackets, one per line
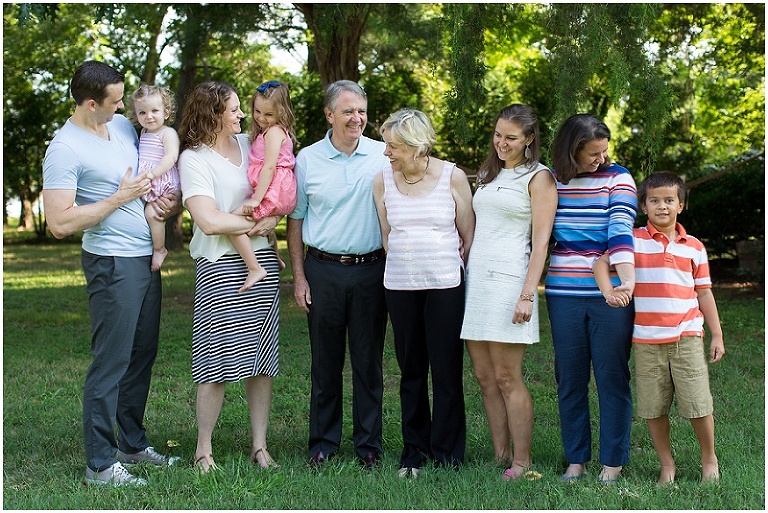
257,80,281,92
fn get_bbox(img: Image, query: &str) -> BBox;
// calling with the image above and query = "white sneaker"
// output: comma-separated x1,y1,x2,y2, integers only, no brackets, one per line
398,467,421,479
85,462,147,486
117,446,180,466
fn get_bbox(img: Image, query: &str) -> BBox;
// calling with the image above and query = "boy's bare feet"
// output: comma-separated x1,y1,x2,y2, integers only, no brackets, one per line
658,463,676,484
701,461,720,483
151,247,168,272
239,267,268,293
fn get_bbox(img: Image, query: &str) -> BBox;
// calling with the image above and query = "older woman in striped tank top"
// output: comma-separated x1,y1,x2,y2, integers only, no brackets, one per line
373,109,475,479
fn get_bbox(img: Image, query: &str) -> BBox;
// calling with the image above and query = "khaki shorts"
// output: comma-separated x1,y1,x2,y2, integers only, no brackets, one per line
635,336,713,419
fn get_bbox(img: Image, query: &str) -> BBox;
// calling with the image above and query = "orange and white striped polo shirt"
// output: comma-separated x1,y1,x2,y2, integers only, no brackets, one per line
632,222,712,344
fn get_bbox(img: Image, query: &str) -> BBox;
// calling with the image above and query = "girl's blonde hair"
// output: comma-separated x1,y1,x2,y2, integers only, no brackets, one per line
248,81,297,147
128,84,177,126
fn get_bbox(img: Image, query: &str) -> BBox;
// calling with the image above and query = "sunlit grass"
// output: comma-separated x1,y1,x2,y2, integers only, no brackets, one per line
3,227,765,509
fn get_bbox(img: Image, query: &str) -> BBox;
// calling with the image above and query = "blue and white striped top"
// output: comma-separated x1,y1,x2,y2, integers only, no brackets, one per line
544,163,637,297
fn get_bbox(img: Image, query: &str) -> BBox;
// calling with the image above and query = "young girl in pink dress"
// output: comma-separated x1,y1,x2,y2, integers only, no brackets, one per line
130,85,181,271
230,80,298,292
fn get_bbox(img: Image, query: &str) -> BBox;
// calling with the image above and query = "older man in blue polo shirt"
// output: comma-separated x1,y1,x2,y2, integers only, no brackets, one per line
287,80,389,470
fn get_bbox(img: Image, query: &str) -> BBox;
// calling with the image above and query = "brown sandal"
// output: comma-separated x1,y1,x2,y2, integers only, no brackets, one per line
194,454,218,474
250,448,280,469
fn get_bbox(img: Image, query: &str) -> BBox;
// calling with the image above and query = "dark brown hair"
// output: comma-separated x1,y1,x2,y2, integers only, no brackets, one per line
477,104,540,185
551,114,612,184
70,60,123,105
638,171,687,205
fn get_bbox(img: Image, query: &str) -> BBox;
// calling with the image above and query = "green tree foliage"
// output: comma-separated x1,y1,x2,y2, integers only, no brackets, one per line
619,3,764,180
291,3,444,146
442,3,551,170
544,3,670,173
681,155,765,258
439,3,493,170
4,2,763,254
3,3,97,235
615,4,764,255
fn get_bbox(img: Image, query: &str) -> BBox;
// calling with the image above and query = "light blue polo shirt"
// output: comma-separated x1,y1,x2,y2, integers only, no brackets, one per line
42,115,151,256
290,130,388,254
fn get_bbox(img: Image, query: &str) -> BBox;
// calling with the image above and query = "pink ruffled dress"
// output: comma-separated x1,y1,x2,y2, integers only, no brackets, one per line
246,126,297,219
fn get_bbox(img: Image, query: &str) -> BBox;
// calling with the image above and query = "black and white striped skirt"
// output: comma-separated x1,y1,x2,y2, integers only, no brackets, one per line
191,249,280,383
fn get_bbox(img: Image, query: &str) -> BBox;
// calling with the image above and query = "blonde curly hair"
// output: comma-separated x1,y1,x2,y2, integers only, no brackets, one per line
127,84,177,126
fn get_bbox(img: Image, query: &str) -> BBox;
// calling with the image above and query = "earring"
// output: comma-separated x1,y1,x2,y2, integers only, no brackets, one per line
524,144,532,160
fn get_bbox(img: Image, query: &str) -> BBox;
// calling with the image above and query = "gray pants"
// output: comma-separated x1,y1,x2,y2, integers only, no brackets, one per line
81,251,161,471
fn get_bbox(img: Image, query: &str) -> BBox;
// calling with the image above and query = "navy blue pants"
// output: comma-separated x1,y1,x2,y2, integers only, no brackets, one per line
304,255,387,459
386,280,466,468
81,251,161,471
546,295,633,467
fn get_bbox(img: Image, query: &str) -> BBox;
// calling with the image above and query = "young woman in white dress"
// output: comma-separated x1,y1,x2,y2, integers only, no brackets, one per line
460,104,557,480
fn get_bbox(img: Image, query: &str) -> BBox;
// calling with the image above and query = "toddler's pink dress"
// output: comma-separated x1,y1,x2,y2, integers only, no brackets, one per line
247,126,298,219
138,127,181,202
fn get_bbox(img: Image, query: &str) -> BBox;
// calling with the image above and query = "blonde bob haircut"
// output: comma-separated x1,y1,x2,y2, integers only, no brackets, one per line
380,108,436,158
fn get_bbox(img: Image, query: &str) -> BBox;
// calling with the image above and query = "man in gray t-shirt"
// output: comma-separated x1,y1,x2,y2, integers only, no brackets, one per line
42,61,179,486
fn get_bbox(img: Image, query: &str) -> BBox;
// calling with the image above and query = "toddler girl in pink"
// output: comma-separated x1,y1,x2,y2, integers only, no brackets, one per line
230,80,298,292
130,84,181,271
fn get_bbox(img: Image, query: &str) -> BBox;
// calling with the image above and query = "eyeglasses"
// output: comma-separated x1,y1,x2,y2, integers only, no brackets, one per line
257,81,281,93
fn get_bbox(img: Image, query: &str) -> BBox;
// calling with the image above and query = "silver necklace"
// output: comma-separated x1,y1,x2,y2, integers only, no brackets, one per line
403,156,430,185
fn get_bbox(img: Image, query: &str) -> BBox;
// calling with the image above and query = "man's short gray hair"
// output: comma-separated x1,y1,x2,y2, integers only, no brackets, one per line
324,80,366,111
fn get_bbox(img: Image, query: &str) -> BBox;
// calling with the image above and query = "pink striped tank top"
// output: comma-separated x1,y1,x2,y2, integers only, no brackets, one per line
382,161,463,290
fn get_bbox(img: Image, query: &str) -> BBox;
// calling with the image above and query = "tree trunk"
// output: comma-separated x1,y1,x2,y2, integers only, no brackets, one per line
19,194,34,231
165,213,184,252
139,5,168,85
3,185,8,227
175,5,207,129
166,5,209,251
294,3,370,88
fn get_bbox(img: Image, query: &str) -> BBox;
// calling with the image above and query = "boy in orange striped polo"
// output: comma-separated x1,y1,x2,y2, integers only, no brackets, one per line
593,171,725,485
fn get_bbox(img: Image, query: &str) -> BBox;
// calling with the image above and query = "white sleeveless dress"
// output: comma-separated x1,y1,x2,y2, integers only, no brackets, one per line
460,163,548,344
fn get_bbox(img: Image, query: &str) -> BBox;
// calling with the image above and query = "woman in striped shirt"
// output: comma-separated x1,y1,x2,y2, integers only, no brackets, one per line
545,114,637,485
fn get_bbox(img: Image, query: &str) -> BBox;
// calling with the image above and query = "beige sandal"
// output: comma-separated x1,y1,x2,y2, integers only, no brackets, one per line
251,448,280,469
194,454,218,474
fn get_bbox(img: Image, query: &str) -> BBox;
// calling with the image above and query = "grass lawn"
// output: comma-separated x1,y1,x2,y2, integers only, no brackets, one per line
3,227,765,509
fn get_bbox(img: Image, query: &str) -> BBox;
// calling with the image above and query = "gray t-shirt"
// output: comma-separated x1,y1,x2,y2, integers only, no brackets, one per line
42,114,151,256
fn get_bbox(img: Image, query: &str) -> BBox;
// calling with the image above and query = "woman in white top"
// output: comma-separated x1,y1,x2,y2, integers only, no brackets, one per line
373,109,475,478
178,81,282,473
460,104,557,480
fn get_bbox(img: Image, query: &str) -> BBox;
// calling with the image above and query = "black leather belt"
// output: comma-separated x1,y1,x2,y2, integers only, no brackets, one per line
307,246,384,265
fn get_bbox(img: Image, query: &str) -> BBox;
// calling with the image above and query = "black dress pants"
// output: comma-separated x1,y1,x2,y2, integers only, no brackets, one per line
385,279,466,468
305,254,387,458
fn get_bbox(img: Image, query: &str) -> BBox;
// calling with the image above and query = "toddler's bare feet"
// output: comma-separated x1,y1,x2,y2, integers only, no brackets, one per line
701,461,720,483
151,247,168,272
239,267,268,293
